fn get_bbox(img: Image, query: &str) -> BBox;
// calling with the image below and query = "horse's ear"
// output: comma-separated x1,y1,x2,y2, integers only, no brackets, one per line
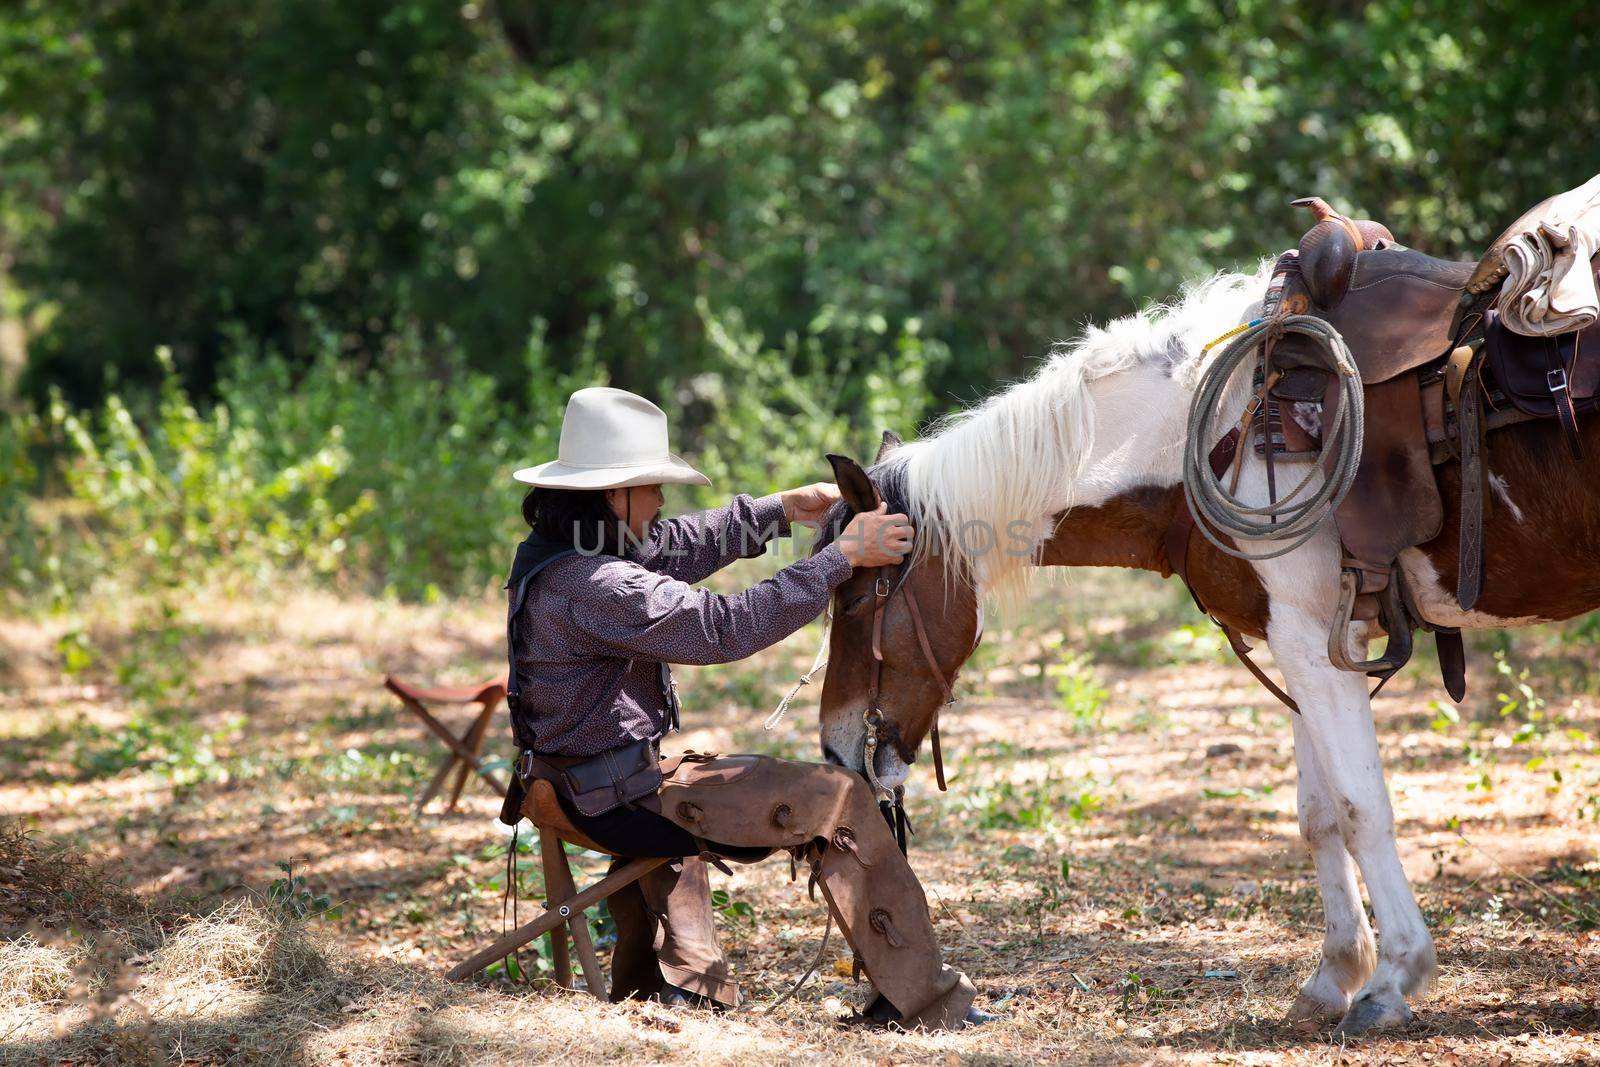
874,430,903,464
826,453,880,513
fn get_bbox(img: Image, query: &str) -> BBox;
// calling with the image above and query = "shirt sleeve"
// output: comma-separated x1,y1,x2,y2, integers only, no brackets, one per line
567,544,853,665
631,493,791,583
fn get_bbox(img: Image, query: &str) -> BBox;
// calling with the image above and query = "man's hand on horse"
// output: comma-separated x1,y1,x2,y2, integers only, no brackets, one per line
838,503,914,568
780,481,843,526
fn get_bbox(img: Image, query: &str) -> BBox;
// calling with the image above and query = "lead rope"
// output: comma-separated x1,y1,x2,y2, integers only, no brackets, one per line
862,579,895,802
900,584,952,792
760,910,834,1015
765,605,832,731
502,822,523,982
863,707,894,800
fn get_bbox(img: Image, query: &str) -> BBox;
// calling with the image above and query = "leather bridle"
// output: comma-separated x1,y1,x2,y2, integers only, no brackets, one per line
860,566,969,802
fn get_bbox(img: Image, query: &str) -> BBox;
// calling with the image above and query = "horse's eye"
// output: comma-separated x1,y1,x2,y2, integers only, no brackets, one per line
842,593,872,617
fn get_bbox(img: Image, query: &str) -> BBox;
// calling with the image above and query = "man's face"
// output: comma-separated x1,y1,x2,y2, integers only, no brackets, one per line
606,484,664,539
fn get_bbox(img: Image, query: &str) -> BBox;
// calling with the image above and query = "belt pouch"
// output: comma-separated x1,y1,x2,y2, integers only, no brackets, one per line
558,738,662,818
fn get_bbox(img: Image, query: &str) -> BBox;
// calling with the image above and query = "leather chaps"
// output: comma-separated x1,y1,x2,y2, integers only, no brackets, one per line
528,752,976,1029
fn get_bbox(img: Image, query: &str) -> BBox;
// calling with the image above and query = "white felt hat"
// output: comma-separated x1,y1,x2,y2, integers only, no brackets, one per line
512,387,711,490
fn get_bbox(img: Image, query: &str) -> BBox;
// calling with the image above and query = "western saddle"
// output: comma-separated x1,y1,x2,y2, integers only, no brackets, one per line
1234,195,1599,698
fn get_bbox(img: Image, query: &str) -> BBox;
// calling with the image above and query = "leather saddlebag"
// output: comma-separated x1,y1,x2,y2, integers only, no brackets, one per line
1484,310,1600,419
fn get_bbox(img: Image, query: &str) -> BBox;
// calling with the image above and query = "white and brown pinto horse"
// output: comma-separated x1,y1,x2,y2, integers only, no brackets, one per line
814,265,1600,1036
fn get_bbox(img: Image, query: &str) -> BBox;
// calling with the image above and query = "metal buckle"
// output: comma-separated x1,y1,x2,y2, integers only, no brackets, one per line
1548,367,1569,394
873,575,890,598
861,706,891,801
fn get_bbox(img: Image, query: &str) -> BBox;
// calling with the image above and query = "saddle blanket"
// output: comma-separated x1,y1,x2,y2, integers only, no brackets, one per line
1498,171,1600,337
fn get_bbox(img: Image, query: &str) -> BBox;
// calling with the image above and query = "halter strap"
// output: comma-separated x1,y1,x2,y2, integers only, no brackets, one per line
863,571,960,794
900,584,950,791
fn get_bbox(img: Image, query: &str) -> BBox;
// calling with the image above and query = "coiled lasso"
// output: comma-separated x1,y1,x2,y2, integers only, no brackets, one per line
1182,315,1365,561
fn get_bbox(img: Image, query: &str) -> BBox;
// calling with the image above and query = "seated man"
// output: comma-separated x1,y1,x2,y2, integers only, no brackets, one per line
504,386,988,1030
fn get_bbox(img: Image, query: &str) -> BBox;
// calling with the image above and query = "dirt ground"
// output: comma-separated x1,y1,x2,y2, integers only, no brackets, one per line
3,564,1598,1065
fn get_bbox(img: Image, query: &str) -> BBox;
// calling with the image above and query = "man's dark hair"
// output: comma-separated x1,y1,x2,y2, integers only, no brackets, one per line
521,487,632,557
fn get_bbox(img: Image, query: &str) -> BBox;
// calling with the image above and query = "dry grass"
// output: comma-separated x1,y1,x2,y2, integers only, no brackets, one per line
0,936,79,1008
2,563,1599,1064
0,821,142,932
146,899,328,995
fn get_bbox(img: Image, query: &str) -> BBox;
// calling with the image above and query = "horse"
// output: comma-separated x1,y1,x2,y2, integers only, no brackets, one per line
810,264,1600,1036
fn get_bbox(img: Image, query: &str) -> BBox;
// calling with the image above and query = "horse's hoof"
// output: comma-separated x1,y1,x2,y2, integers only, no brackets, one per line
1285,990,1346,1025
1333,994,1413,1036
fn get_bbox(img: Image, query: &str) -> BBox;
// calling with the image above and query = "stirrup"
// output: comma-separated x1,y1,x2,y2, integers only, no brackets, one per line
1328,565,1413,675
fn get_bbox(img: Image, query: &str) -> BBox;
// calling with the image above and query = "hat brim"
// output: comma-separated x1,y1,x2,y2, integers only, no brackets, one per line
512,453,711,490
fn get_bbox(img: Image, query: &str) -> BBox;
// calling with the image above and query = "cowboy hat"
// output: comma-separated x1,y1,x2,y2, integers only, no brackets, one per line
512,386,711,490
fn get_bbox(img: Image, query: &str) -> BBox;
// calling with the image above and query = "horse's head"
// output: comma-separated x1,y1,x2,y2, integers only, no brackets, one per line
815,434,983,791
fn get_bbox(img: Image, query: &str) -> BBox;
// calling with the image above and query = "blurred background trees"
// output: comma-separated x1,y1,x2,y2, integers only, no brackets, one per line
1,0,1597,599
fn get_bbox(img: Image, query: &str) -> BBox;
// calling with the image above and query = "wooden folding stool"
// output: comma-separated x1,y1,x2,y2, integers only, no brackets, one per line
384,674,509,814
447,778,668,997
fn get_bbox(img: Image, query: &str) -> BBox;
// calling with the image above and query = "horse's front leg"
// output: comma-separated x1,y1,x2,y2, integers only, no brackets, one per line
1266,603,1435,1035
1286,711,1377,1022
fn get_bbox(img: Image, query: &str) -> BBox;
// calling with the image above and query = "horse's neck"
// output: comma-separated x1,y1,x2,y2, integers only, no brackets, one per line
1034,483,1180,573
1068,365,1201,514
1029,358,1216,570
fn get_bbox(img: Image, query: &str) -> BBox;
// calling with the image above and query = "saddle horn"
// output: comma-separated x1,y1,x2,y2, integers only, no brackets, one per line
1291,196,1396,310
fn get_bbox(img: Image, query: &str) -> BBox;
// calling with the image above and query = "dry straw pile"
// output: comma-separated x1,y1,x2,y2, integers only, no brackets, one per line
0,935,80,1009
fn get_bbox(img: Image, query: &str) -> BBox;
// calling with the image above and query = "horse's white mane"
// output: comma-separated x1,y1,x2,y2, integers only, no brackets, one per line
881,262,1272,607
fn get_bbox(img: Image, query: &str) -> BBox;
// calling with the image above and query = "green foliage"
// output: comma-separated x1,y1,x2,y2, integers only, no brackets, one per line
267,859,343,922
1493,649,1547,723
1427,648,1590,803
1201,784,1276,801
486,947,550,984
317,746,424,787
48,346,372,593
1161,624,1229,666
26,327,601,601
5,1,1600,608
7,1,1598,410
680,302,946,496
1,0,488,403
71,710,243,792
54,626,93,677
1119,970,1181,1016
1044,651,1108,733
957,771,1107,830
0,409,42,589
709,888,755,924
8,297,940,607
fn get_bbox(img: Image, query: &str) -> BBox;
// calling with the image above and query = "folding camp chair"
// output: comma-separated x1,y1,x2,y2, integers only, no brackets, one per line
384,674,509,814
446,778,668,996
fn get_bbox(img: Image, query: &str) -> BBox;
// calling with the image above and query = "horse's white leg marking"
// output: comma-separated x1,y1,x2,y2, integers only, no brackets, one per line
1260,585,1434,1034
1286,712,1377,1023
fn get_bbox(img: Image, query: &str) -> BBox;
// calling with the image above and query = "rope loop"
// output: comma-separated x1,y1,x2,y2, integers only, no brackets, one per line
1182,315,1365,561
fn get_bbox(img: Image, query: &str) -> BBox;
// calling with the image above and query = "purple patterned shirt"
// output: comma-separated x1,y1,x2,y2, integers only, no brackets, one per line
511,493,853,757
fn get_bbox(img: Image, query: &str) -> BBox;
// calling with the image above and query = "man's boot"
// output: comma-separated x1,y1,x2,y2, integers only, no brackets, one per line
606,855,739,1008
